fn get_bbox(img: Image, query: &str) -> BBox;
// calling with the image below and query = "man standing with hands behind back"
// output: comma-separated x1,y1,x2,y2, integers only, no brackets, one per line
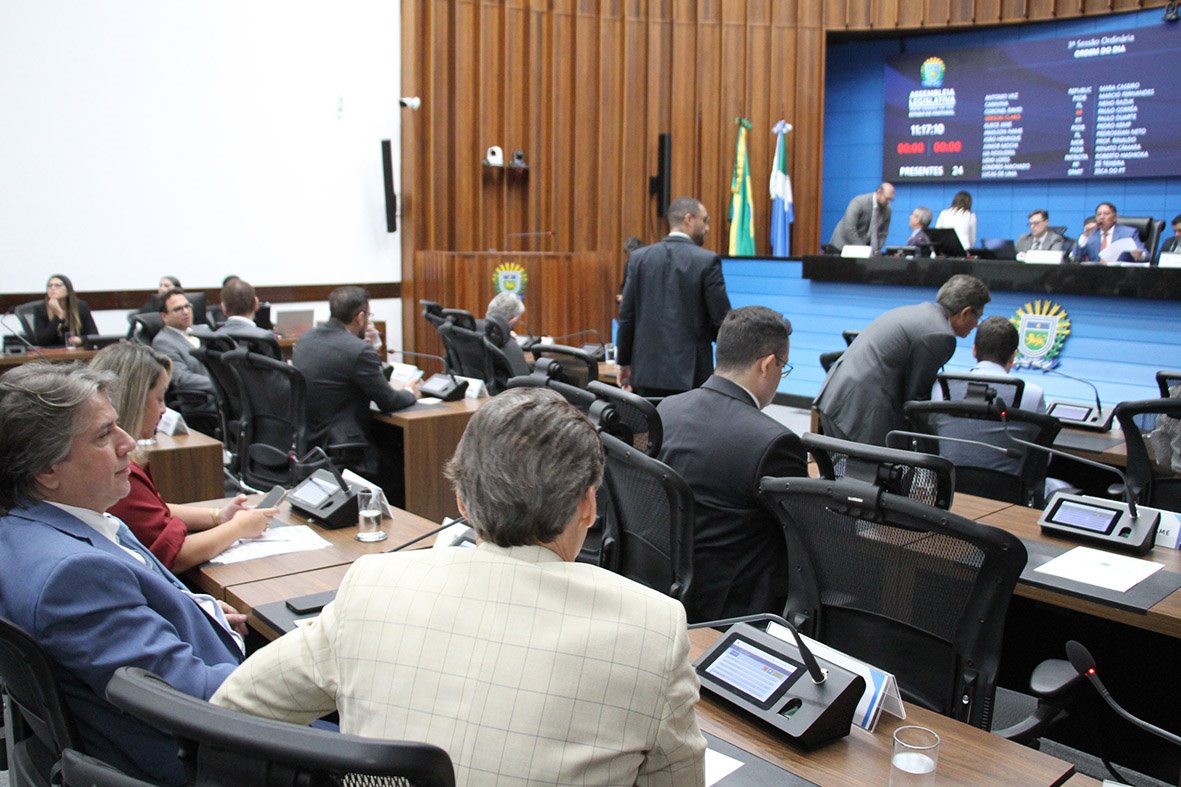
616,196,731,397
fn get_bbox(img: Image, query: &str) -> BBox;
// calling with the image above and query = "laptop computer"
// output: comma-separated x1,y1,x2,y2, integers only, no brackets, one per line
272,308,315,339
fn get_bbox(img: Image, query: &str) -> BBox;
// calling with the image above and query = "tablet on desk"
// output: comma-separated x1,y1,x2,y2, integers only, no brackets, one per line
1047,402,1092,422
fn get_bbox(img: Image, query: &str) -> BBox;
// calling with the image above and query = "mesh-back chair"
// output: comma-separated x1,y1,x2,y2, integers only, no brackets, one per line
441,308,477,331
220,347,312,489
841,330,860,346
420,300,445,328
1157,370,1181,398
437,321,500,392
819,350,843,373
220,329,281,359
900,399,1062,507
1115,398,1181,512
60,748,155,786
937,373,1027,410
529,344,598,389
597,432,694,602
13,300,41,341
105,668,455,787
804,432,956,509
192,345,244,473
759,476,1027,730
125,312,164,345
1,616,82,786
587,380,662,456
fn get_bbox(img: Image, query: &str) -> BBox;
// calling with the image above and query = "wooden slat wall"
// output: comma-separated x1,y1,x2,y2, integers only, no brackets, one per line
400,0,1169,305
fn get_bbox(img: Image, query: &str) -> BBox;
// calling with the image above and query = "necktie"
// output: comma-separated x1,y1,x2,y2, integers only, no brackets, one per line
1032,237,1041,251
1101,230,1109,250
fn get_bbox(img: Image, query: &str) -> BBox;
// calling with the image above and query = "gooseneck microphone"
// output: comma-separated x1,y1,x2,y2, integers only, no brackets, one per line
0,313,43,357
388,348,468,401
689,613,827,685
1066,640,1181,747
1041,367,1105,424
547,329,602,345
887,429,1023,458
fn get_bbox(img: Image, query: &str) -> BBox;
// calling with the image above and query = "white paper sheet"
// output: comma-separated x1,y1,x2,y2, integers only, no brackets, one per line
1034,546,1163,592
1098,236,1140,263
704,748,743,786
207,524,331,565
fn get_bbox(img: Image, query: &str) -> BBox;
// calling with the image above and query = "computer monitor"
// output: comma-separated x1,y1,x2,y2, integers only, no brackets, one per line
923,228,967,258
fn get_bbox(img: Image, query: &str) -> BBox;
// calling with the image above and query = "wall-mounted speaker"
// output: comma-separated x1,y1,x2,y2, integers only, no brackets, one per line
381,139,397,233
649,132,670,217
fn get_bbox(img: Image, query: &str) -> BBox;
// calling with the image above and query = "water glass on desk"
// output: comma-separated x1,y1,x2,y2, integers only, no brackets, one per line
355,487,387,543
889,725,939,786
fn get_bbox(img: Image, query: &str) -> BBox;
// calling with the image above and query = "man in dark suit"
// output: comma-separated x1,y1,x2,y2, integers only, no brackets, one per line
1075,201,1147,263
1015,209,1065,255
213,277,280,358
815,274,991,447
616,196,731,397
1158,213,1181,263
658,306,807,622
829,182,895,253
906,206,933,248
293,286,418,478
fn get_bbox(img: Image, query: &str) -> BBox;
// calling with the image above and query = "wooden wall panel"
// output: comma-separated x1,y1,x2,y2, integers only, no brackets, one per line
399,0,1170,349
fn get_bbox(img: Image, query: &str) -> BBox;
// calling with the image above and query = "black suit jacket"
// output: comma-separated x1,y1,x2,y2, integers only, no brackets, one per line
658,375,807,621
214,317,281,359
616,235,731,392
293,321,415,472
1159,235,1180,263
30,299,98,346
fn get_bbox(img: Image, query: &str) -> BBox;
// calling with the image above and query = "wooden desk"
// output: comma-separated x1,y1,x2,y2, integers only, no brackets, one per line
371,398,484,522
976,504,1181,639
0,346,97,373
689,629,1075,786
1055,425,1127,467
141,431,224,503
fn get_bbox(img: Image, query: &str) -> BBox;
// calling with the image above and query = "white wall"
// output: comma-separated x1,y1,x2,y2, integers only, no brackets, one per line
0,1,403,294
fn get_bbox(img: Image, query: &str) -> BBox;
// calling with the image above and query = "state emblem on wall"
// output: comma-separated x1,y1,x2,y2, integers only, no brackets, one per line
492,263,527,297
1011,300,1071,370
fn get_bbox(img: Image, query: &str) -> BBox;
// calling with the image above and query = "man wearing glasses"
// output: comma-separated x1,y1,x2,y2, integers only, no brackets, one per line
1016,209,1065,256
657,306,806,622
153,288,217,398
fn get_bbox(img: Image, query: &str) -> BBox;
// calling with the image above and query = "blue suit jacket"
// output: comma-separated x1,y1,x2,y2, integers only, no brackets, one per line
0,501,241,784
1076,223,1146,262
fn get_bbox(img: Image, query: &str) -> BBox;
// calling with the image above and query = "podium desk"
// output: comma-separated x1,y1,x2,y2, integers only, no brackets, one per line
371,398,484,522
141,431,224,504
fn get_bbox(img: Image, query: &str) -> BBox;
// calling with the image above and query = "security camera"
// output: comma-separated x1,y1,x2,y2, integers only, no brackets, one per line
398,96,421,110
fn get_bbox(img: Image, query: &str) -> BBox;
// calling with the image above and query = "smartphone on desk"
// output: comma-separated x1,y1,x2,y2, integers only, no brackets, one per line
258,485,287,509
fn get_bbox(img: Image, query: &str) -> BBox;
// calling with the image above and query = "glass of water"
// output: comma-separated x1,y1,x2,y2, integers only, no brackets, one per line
355,487,387,543
889,725,939,786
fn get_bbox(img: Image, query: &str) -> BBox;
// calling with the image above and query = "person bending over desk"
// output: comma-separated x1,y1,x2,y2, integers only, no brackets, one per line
213,388,707,785
30,273,98,347
0,362,245,784
93,342,277,572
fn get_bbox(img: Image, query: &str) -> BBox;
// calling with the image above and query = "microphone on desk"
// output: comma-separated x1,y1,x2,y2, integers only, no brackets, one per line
546,328,601,345
386,516,468,553
1041,367,1106,426
689,612,827,685
886,429,1023,458
0,313,43,357
1066,640,1181,747
388,348,468,402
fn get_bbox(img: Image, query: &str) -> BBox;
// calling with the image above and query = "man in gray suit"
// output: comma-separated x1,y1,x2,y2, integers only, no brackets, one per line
213,278,280,358
152,288,216,398
1015,209,1065,255
616,196,731,397
293,286,417,478
815,274,991,446
829,182,895,254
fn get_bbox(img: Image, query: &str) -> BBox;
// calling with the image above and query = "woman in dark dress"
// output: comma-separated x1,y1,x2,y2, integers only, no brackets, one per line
31,273,98,347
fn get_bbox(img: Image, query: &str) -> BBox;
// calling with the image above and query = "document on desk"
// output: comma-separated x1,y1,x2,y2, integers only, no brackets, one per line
1034,546,1163,592
705,749,743,786
207,525,331,565
1098,237,1139,264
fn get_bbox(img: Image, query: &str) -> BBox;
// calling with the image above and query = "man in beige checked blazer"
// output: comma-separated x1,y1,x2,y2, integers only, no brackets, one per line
212,387,706,785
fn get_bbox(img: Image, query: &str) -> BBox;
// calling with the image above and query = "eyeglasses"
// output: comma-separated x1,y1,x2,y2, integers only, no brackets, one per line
168,303,193,314
773,355,794,378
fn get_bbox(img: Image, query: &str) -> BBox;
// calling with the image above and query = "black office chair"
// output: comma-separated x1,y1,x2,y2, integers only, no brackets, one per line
529,344,598,389
597,432,694,604
437,320,502,393
587,380,663,456
105,668,455,787
1114,398,1181,512
841,330,860,346
13,300,42,341
819,349,843,373
759,476,1029,731
937,372,1027,410
1156,370,1181,398
1117,216,1164,261
805,432,956,509
60,748,155,787
125,312,164,345
1,616,83,786
219,347,313,488
899,399,1061,507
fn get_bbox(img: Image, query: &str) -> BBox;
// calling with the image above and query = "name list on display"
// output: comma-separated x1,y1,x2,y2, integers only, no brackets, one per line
981,93,1025,179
